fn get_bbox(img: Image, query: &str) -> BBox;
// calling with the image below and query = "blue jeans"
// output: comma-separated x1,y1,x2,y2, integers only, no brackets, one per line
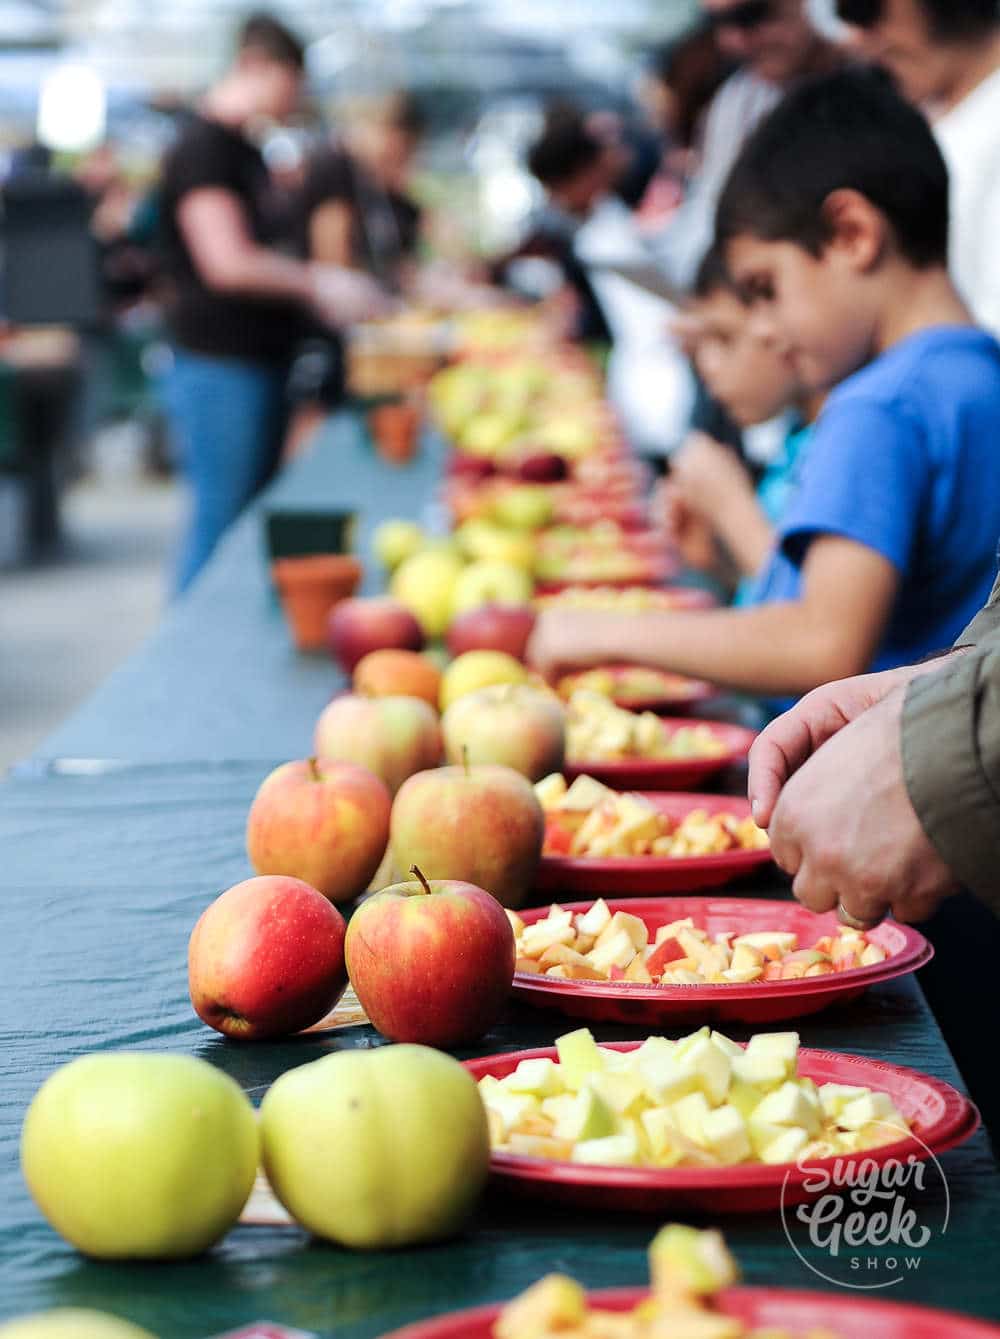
163,349,287,595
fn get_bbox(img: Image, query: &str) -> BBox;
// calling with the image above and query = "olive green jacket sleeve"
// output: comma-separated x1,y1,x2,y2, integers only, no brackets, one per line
902,576,1000,914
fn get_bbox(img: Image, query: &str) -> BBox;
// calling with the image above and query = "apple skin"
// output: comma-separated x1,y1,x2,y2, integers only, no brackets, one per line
260,1044,489,1249
391,763,544,908
446,603,536,661
517,451,568,483
0,1311,158,1338
246,758,391,902
443,685,566,782
353,648,441,708
439,650,527,712
346,876,515,1045
189,875,348,1038
327,596,424,673
21,1053,258,1260
451,560,533,617
314,694,442,796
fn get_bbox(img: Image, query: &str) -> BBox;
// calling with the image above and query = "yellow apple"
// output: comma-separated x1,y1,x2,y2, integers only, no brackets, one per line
455,520,536,570
443,684,566,781
440,650,527,711
0,1313,157,1339
21,1054,258,1259
451,561,534,617
492,485,554,532
390,549,465,638
373,519,426,570
260,1044,489,1248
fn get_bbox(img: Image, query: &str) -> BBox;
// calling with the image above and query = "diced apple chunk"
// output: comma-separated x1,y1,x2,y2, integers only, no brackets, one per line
571,1130,640,1166
751,1081,820,1136
494,1274,586,1339
671,1091,712,1146
576,898,613,937
506,1057,564,1098
588,928,639,973
701,1105,751,1164
837,1090,903,1132
587,1069,646,1116
555,1028,604,1087
648,1225,739,1298
551,1088,617,1142
757,1126,810,1165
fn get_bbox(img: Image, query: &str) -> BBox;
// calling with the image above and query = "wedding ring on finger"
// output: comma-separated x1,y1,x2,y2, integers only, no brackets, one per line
837,901,885,932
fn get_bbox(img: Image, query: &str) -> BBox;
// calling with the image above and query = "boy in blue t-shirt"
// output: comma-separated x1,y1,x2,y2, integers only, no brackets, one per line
527,69,1000,700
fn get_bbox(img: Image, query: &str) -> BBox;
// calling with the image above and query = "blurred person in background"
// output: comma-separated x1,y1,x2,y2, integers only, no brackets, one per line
159,12,387,594
635,23,736,230
835,0,1000,337
661,243,821,598
505,111,618,344
301,91,426,291
650,0,841,291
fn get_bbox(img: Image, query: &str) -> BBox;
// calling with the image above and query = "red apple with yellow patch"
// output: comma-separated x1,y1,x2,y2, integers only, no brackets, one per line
314,694,442,796
246,758,390,903
345,867,516,1045
189,875,348,1039
390,762,544,908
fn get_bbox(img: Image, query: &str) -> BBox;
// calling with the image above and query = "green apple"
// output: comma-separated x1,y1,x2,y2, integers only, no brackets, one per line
373,519,426,570
21,1054,258,1259
454,520,536,570
451,561,533,618
260,1044,489,1248
390,549,465,639
0,1313,157,1339
492,485,554,532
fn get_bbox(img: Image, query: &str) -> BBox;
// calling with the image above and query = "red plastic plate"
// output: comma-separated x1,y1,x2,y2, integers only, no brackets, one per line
383,1285,1000,1339
554,665,719,714
464,1042,979,1214
512,897,933,1026
566,721,757,792
537,794,772,895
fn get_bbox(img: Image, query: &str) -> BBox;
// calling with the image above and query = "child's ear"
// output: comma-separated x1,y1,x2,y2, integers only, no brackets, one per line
820,188,887,272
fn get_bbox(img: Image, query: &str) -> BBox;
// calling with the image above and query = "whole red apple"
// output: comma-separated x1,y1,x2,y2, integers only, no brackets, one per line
517,452,568,483
446,604,536,662
247,758,391,902
391,763,544,908
346,868,515,1045
189,875,348,1039
314,694,442,796
327,597,424,672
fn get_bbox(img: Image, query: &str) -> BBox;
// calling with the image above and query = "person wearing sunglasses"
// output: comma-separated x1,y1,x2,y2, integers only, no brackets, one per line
649,0,840,291
835,0,1000,341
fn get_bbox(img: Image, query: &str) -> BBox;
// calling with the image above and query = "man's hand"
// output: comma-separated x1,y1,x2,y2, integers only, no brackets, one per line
766,685,959,924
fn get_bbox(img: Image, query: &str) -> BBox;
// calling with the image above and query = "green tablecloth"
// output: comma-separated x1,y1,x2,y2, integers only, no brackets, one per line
3,414,999,1335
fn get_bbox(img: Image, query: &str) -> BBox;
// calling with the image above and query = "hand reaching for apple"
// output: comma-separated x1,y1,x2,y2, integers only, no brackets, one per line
526,608,629,681
756,684,959,926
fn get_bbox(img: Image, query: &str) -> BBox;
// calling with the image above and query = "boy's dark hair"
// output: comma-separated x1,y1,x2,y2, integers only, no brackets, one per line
527,111,604,189
693,242,737,301
715,67,949,269
836,0,998,41
238,13,306,70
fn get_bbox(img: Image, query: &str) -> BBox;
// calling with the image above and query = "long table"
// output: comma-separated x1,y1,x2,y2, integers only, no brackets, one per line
2,412,999,1336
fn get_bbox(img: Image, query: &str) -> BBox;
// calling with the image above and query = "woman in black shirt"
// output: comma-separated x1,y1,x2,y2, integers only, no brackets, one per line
160,15,386,594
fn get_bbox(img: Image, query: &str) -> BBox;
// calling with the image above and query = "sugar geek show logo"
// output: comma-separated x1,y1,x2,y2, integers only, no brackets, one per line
780,1122,950,1291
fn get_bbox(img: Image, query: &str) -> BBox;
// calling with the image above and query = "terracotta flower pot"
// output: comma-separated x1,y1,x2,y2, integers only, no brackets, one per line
272,554,363,652
369,400,421,464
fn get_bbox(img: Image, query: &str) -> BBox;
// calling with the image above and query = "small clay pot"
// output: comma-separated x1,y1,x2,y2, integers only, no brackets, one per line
369,400,421,464
272,554,363,652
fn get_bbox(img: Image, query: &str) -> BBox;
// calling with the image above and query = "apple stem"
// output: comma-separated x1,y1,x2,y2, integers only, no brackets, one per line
307,756,321,782
410,865,433,896
462,744,470,777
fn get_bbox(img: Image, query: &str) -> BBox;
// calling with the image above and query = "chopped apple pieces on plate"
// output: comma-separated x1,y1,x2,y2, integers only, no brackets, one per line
536,775,769,859
566,691,729,763
509,899,886,986
479,1026,910,1170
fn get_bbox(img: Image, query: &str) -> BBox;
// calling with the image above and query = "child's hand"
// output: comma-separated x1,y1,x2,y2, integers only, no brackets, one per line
671,433,754,514
525,608,626,680
658,481,719,572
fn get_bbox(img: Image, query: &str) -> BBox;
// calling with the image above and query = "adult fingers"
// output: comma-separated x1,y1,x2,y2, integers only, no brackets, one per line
747,710,816,827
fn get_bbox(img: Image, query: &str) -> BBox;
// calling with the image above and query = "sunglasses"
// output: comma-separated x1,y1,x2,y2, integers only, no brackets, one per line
706,0,775,30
